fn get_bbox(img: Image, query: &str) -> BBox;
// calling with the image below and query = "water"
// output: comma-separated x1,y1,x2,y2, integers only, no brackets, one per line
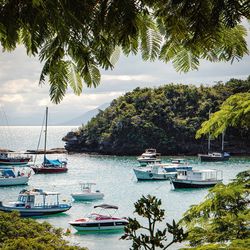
0,126,249,250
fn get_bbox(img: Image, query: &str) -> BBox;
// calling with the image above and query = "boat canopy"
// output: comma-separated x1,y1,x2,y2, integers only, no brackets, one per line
0,169,15,177
94,204,118,209
44,158,62,166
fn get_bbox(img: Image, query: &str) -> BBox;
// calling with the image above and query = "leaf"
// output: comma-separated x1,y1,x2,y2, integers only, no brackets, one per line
68,61,83,95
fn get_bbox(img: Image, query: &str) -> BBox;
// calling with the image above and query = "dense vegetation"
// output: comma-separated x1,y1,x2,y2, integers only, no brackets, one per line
122,171,250,249
64,77,250,155
1,1,249,103
181,170,250,249
0,211,86,250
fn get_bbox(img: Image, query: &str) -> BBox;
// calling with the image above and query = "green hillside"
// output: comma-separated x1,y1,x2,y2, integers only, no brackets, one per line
64,77,250,155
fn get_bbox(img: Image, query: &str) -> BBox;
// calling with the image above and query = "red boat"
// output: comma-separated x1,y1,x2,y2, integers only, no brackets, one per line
31,159,68,174
31,107,68,174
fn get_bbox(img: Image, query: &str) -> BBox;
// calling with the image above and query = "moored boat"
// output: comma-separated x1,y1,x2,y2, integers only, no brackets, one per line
0,152,31,166
0,168,31,186
133,165,176,181
69,204,128,231
137,148,161,166
0,188,71,217
198,152,230,162
71,182,104,201
171,169,223,188
30,107,68,174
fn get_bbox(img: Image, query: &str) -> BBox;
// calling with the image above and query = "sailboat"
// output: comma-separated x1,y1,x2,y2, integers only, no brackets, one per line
198,111,230,162
31,107,68,174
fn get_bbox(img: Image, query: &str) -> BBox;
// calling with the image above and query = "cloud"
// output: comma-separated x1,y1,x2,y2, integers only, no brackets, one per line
102,74,158,82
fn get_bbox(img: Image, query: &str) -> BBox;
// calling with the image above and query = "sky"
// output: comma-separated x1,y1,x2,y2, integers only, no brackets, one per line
0,30,249,125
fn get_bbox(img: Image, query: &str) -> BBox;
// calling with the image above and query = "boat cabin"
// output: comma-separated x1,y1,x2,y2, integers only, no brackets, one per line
176,169,223,181
79,182,100,193
13,189,64,208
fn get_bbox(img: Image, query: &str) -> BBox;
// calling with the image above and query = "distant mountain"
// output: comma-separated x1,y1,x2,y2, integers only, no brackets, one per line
60,102,110,126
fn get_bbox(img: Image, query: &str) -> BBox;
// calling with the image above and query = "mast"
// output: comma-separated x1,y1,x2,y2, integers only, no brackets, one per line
44,107,48,163
221,131,225,152
208,109,211,153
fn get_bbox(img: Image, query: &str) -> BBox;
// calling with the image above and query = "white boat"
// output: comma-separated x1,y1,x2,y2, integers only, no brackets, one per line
150,158,192,173
137,148,161,166
71,182,104,201
0,168,31,186
0,188,71,217
69,204,128,231
133,165,177,181
171,169,223,188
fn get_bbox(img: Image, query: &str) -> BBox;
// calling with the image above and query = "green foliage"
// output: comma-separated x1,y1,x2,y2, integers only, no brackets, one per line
0,1,249,102
0,211,86,250
196,92,250,138
121,195,187,249
181,170,250,247
66,77,250,155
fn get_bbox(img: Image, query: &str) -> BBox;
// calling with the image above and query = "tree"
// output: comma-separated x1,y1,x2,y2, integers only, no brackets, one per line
121,195,187,249
180,170,250,249
0,211,86,250
196,92,250,138
0,0,249,103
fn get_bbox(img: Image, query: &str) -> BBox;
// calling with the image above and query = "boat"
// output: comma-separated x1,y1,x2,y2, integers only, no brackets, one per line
198,111,230,162
0,151,31,166
0,168,31,186
133,165,177,181
0,188,71,217
69,204,128,231
156,158,192,172
71,182,104,201
31,107,68,174
137,148,161,166
171,169,223,188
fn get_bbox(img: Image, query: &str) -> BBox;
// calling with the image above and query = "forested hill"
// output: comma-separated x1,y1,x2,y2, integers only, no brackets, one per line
64,77,250,155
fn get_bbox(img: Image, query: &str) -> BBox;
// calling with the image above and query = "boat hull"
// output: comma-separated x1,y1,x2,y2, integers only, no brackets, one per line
0,158,30,165
70,220,128,231
0,203,71,217
31,167,68,174
198,154,230,162
172,179,222,188
71,193,104,201
0,176,29,186
133,168,176,181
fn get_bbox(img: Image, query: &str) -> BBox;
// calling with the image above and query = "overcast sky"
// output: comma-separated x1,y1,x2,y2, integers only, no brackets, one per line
0,29,249,125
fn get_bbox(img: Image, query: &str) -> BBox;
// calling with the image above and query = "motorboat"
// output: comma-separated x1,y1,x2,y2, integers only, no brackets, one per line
0,152,31,166
30,107,68,174
137,148,161,166
133,165,177,181
71,182,104,201
198,152,230,162
69,204,128,231
0,188,71,217
153,158,192,172
171,169,223,188
0,168,31,186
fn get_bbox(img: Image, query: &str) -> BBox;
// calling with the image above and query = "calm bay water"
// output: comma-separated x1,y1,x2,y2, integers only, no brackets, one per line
0,126,249,250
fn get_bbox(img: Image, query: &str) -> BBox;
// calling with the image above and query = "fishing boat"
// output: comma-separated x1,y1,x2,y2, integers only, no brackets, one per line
171,169,223,188
0,152,31,166
0,168,31,186
0,188,71,217
69,204,128,231
31,107,68,174
153,158,192,172
71,182,104,201
137,148,161,166
133,165,177,181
